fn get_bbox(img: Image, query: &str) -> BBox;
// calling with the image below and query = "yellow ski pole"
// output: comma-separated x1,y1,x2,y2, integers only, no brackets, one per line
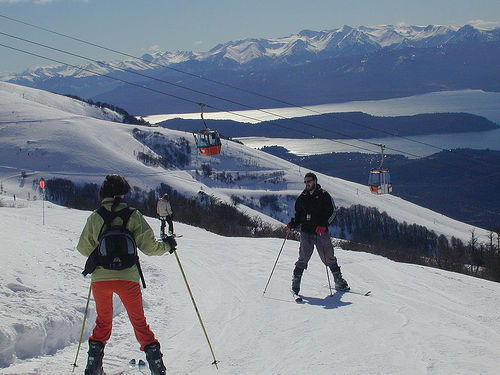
173,250,219,369
72,283,92,372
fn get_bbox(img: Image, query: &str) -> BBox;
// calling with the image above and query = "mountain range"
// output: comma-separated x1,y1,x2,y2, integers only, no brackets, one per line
2,23,499,115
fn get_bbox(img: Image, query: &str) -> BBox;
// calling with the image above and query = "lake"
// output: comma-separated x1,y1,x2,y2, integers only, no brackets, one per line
235,129,500,158
144,89,500,124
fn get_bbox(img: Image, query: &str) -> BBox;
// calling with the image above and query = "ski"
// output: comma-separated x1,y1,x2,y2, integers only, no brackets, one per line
105,358,148,375
108,359,147,375
324,285,371,296
345,289,371,296
332,289,371,296
137,359,147,374
159,233,183,240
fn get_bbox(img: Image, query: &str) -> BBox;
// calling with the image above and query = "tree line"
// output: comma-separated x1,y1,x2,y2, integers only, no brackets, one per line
333,205,500,282
40,179,499,282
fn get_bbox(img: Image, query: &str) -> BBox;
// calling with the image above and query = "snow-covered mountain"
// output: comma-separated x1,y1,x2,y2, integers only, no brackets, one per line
2,23,498,115
3,23,499,82
0,81,490,244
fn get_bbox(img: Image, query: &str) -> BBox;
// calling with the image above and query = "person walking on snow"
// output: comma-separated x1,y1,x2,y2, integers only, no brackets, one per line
287,172,349,294
77,174,177,375
156,193,174,236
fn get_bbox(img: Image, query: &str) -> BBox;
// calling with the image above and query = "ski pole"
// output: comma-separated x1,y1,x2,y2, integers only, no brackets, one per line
72,283,92,372
319,235,333,296
324,264,333,296
263,229,290,295
173,250,219,369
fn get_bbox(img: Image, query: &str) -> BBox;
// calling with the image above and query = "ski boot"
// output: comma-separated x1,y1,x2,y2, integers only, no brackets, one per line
291,266,304,295
330,266,349,291
291,275,301,295
144,341,167,375
84,339,104,375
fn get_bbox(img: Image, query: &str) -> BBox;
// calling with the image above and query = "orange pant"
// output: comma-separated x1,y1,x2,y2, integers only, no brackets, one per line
89,280,157,350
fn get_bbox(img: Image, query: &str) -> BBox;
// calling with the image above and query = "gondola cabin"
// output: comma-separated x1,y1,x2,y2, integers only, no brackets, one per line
368,169,392,194
193,129,222,156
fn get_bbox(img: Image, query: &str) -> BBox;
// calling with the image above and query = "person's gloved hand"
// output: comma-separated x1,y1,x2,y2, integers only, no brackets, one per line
287,218,298,230
315,226,327,236
162,235,177,253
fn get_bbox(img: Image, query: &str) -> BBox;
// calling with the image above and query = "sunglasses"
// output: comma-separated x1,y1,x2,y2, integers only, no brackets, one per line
304,179,314,184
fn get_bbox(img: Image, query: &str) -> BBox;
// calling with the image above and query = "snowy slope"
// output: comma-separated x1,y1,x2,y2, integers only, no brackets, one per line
0,81,491,243
0,198,499,375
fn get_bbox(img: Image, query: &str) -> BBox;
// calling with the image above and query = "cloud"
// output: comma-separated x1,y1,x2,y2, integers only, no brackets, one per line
148,45,162,52
467,19,500,30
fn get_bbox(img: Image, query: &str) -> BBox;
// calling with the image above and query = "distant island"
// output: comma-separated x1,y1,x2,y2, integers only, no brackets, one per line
159,112,498,139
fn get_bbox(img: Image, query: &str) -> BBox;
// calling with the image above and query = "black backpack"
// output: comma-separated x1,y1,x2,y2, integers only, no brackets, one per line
82,206,146,288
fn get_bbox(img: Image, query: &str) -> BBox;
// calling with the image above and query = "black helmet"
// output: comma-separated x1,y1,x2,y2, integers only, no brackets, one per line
99,174,131,198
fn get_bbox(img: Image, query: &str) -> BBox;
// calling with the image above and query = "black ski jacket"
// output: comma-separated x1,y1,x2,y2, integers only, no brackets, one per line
293,184,337,234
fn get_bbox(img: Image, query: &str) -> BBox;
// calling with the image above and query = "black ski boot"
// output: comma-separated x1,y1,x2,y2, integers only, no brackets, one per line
330,266,349,291
144,342,167,375
84,339,104,375
291,275,301,294
291,266,304,294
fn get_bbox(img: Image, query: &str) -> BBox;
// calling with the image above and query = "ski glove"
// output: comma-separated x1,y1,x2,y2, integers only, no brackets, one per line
162,236,177,253
287,218,298,230
315,226,327,236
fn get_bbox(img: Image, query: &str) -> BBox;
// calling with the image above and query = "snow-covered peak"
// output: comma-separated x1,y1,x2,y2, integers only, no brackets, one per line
2,23,498,82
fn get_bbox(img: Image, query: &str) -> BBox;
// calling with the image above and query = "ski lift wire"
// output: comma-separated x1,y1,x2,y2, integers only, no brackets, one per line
0,32,443,160
0,41,379,155
0,34,498,169
0,12,490,158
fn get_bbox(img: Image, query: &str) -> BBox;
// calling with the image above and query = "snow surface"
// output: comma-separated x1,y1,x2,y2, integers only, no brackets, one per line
0,81,499,374
0,197,499,375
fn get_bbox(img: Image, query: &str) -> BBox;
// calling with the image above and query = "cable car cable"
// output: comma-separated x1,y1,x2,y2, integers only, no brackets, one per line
0,41,380,156
1,12,494,162
0,39,490,170
0,31,448,161
0,34,389,155
0,35,497,169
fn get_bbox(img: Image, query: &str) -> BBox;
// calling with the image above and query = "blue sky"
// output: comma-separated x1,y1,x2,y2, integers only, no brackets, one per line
0,0,498,74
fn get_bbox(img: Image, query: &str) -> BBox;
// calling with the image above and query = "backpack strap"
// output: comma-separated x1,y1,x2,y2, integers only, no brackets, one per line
96,206,135,230
113,207,136,230
86,206,147,288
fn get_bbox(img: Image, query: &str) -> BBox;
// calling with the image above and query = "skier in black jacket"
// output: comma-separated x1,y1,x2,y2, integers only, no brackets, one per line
287,172,349,294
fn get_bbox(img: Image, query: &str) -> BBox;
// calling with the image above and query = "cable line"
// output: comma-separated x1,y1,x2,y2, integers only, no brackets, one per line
0,31,447,160
0,34,498,169
0,13,490,156
0,41,380,155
